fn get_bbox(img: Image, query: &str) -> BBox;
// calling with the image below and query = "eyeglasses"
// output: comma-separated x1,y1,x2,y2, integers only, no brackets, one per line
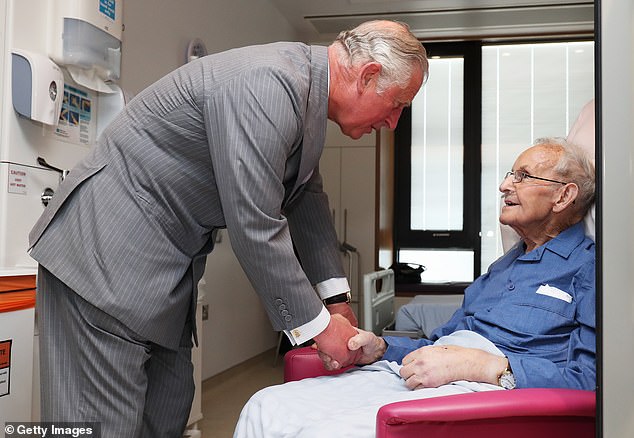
504,170,568,185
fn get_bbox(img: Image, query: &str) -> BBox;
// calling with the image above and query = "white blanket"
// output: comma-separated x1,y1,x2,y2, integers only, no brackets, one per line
234,331,504,438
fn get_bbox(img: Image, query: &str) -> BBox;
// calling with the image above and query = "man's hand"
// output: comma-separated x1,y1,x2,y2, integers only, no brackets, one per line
348,329,386,364
325,302,358,327
316,328,387,370
313,314,362,369
399,345,508,390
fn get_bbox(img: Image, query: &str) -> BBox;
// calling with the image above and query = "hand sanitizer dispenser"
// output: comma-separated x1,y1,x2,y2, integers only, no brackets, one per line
11,49,64,126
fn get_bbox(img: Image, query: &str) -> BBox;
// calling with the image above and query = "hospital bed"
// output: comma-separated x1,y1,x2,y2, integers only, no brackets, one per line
283,269,596,437
361,269,463,338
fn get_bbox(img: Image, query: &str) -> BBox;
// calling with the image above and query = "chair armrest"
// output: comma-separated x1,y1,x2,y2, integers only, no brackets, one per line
376,388,596,438
283,346,353,382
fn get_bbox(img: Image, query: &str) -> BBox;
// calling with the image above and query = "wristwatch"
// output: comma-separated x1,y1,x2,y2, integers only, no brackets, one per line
323,292,351,305
498,362,516,390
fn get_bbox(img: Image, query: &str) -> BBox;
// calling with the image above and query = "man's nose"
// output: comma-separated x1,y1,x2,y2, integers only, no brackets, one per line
499,174,513,192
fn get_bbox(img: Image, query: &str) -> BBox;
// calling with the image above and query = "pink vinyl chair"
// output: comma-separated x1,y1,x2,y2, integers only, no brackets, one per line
284,346,596,438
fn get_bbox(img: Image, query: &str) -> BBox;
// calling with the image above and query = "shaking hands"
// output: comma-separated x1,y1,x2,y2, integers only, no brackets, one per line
313,313,387,370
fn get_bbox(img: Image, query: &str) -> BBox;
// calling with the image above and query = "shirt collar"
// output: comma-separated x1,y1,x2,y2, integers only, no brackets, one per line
517,221,587,261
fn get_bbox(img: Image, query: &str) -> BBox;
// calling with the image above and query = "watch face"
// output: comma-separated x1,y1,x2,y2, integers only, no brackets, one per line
500,370,516,390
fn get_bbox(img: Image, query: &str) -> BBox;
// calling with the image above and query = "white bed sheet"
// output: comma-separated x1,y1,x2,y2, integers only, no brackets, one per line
234,330,503,438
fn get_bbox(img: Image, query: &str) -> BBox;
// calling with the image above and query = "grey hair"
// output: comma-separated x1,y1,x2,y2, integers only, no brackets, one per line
334,20,428,93
534,137,595,219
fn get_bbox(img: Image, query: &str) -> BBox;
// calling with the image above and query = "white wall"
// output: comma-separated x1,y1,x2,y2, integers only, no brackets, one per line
119,0,299,380
600,0,634,435
120,0,299,95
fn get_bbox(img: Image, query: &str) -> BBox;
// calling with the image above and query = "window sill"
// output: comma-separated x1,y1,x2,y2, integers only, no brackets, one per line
395,281,471,297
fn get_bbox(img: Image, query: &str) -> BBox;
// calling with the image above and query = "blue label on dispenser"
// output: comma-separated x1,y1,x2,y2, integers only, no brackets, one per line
99,0,116,21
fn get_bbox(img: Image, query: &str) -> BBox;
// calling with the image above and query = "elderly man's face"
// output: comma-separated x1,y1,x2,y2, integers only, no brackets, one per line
499,145,566,232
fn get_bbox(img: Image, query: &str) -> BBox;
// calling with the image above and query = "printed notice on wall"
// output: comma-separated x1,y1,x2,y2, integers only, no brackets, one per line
0,340,11,397
7,165,27,195
46,84,96,147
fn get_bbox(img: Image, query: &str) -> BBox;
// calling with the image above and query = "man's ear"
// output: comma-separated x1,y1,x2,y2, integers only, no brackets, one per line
553,183,579,213
356,62,382,94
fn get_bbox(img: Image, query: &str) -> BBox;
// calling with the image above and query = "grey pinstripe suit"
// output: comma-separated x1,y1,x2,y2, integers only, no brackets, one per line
29,42,346,436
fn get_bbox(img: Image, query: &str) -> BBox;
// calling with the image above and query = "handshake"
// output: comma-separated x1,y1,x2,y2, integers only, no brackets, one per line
312,304,387,370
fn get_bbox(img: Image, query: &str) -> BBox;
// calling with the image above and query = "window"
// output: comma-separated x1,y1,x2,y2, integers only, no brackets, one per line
394,40,594,287
480,41,594,271
395,42,481,285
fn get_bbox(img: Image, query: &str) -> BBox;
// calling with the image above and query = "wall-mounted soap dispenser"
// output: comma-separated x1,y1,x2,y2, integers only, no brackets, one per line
11,49,65,126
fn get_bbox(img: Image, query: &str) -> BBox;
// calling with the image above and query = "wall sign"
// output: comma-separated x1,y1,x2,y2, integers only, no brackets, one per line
7,165,27,195
0,339,11,397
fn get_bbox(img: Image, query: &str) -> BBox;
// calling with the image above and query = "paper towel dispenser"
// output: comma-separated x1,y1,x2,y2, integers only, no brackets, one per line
11,49,65,126
48,0,124,92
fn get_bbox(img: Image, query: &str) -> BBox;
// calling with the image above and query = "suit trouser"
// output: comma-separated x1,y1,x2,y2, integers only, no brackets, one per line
36,266,195,438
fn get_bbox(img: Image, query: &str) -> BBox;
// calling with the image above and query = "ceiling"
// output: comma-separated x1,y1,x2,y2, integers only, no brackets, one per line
268,0,594,43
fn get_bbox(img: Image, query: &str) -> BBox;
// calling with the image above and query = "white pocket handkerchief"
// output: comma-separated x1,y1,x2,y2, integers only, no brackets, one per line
536,284,573,303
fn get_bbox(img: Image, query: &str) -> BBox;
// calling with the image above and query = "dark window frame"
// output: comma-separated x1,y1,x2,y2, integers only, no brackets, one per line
394,42,482,291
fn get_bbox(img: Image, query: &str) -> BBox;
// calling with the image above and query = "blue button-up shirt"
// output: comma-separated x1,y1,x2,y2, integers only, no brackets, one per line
383,222,595,390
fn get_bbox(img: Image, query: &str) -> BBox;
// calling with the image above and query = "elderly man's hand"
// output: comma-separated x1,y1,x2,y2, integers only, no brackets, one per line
347,329,387,365
313,314,362,369
399,345,508,390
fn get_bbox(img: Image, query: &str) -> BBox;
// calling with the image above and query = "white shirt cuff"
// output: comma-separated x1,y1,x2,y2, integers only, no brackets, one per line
315,277,350,300
284,306,330,346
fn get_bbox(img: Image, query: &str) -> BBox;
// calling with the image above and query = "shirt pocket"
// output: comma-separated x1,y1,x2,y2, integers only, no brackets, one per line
500,290,576,336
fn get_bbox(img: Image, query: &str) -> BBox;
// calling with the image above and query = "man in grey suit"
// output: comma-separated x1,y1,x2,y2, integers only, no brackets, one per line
29,20,428,437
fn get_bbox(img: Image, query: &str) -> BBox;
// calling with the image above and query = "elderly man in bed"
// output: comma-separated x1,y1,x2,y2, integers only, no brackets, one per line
234,137,595,437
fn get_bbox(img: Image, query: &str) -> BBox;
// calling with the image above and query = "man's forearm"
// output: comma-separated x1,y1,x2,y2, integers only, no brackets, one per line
381,336,433,363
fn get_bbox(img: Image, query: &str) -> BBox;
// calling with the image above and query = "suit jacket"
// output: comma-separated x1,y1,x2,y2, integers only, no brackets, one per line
29,42,345,349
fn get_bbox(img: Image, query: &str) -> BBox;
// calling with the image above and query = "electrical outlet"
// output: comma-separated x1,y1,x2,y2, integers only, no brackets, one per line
202,304,209,321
